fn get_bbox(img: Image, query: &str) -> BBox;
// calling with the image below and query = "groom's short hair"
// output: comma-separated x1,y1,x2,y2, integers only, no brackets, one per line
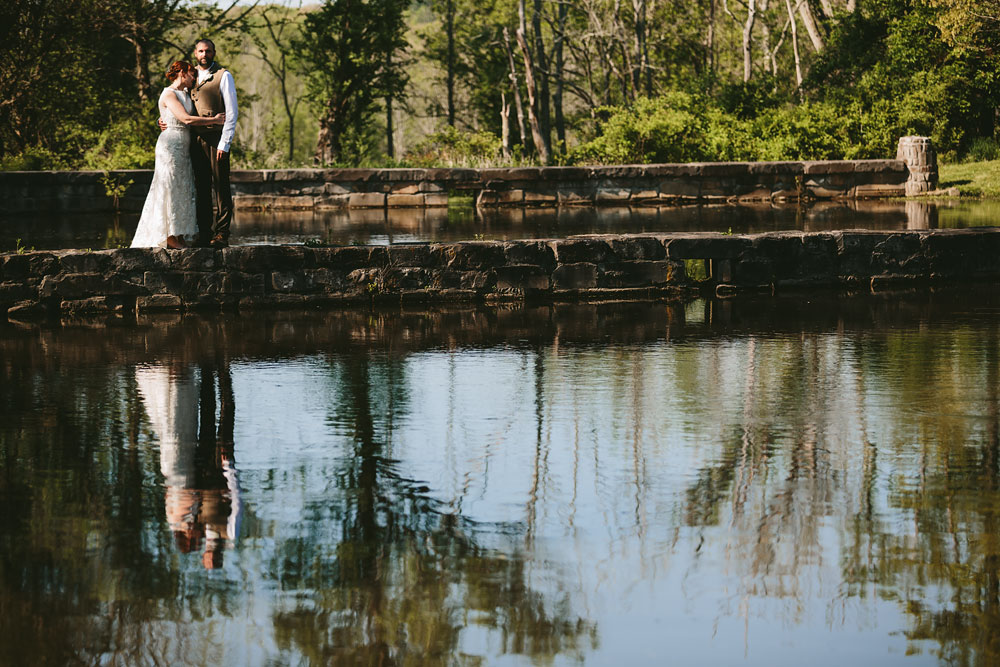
196,38,215,49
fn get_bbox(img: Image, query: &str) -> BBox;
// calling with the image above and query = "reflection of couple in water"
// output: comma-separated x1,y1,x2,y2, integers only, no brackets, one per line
136,360,242,570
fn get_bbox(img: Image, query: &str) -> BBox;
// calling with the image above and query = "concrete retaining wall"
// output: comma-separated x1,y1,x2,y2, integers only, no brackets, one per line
0,160,919,216
2,228,996,319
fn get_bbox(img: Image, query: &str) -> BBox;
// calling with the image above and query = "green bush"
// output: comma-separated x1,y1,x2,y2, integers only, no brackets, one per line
0,146,68,171
81,118,156,170
571,93,711,164
405,125,504,167
965,137,1000,162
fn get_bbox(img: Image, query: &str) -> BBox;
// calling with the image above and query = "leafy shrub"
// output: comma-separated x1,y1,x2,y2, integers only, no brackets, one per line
405,125,504,167
965,137,1000,162
571,93,712,164
81,118,156,170
0,146,68,171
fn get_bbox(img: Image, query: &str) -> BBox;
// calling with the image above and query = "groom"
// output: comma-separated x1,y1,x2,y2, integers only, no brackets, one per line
188,38,238,249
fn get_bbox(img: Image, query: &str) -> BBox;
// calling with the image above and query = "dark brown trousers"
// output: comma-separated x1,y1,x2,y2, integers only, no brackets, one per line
191,130,233,242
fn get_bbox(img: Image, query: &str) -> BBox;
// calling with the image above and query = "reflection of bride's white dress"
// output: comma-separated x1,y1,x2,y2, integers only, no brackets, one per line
136,365,242,543
130,88,198,248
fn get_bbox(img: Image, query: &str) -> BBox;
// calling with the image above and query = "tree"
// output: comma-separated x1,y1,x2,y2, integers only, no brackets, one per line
296,0,409,164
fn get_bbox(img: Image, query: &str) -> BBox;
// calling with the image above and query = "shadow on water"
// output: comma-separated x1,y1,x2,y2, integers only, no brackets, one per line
2,290,1000,663
4,198,999,250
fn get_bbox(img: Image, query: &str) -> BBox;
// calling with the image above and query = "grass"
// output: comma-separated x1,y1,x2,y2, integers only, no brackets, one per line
939,160,1000,198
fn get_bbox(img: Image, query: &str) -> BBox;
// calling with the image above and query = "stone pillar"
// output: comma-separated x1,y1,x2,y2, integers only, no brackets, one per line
896,136,938,196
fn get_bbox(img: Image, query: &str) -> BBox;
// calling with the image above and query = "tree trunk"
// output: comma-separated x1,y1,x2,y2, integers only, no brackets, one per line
501,92,512,158
502,27,528,149
706,0,716,87
785,0,803,89
632,0,650,96
385,51,394,159
514,27,551,165
798,0,825,52
553,0,567,151
446,0,455,126
818,0,834,18
742,0,757,82
532,0,552,157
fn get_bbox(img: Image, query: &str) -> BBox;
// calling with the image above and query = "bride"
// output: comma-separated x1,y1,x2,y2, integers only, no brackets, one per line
131,61,225,250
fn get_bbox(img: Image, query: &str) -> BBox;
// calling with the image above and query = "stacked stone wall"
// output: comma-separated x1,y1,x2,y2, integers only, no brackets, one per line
1,157,927,216
3,228,998,319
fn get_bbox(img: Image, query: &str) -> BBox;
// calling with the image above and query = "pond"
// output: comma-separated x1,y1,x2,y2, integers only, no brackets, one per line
4,198,1000,250
2,288,1000,665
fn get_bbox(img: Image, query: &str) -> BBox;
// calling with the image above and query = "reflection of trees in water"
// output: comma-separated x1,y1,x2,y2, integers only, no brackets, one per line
271,350,596,663
673,324,1000,665
0,355,179,665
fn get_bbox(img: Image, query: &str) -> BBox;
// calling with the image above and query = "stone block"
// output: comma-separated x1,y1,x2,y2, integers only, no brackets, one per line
497,189,525,204
601,260,671,287
221,245,307,272
222,271,266,295
321,168,373,183
538,167,591,181
349,192,386,208
558,188,595,204
834,231,886,278
665,235,750,259
315,194,351,209
594,188,632,202
459,270,496,291
170,247,216,272
387,244,433,268
593,165,646,179
428,269,463,289
441,242,505,271
504,241,557,270
7,300,48,318
552,262,598,289
524,191,558,204
853,183,905,198
311,245,388,270
645,164,701,178
60,296,123,314
136,294,183,312
495,265,551,291
111,248,171,274
40,272,145,299
387,193,426,207
872,233,926,274
376,168,428,182
608,236,666,261
803,161,856,174
144,270,225,296
480,168,541,181
390,183,421,195
323,182,354,195
0,280,38,304
59,250,113,274
230,170,264,183
549,238,615,265
424,193,449,207
2,252,60,279
271,270,306,292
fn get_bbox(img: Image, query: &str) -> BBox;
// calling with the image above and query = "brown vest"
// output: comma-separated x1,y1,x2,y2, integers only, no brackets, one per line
190,63,227,135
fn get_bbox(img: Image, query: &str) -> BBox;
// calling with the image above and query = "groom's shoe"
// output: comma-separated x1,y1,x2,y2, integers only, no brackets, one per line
209,234,229,249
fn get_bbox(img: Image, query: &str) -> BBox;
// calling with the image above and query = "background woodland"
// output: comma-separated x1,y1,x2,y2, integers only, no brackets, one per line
2,0,999,170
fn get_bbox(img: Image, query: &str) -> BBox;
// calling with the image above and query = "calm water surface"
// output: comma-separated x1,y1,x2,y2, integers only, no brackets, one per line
4,199,1000,250
3,291,1000,665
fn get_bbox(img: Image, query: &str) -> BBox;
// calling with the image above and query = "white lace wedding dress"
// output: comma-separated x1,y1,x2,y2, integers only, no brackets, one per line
131,88,198,248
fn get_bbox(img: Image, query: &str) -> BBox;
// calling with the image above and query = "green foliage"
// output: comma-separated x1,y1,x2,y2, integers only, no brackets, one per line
296,0,410,164
965,138,1000,163
405,126,504,167
571,93,712,164
0,147,67,171
83,118,157,171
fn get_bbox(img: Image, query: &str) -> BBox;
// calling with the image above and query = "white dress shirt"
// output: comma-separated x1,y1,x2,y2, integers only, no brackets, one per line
198,64,238,153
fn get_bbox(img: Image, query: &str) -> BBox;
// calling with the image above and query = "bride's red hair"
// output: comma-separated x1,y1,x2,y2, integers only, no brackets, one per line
165,61,195,81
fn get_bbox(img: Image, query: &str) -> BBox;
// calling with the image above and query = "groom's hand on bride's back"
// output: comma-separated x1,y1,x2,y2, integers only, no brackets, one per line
157,117,166,132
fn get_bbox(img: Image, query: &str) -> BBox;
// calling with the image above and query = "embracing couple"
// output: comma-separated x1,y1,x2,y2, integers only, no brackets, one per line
131,39,238,250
